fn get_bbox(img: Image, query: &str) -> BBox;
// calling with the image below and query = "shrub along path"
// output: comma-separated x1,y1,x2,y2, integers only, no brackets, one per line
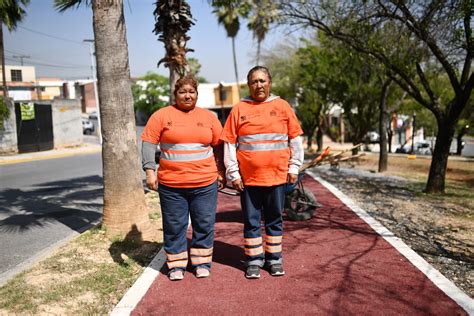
131,174,470,315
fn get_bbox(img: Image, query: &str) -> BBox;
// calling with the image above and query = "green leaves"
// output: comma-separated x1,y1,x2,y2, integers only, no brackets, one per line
0,0,30,31
132,72,169,116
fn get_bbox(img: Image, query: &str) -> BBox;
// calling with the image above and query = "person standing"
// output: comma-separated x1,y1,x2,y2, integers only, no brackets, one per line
141,75,225,280
221,66,304,279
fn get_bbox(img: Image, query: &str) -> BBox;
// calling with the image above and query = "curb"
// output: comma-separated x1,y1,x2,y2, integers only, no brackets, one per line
0,146,101,165
110,249,167,315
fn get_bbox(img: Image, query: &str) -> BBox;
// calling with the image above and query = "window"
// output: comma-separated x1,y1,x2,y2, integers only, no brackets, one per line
11,69,22,82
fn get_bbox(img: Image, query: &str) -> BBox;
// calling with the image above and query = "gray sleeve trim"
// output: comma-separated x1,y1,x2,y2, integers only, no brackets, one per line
142,141,157,171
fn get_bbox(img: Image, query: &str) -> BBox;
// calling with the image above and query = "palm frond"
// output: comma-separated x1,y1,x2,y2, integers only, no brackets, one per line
53,0,91,12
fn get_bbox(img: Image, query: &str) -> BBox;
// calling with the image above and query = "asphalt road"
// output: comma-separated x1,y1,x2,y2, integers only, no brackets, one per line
0,127,148,286
0,152,103,285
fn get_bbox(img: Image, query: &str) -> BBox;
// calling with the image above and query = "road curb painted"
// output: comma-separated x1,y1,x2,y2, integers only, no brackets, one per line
111,249,166,316
0,146,102,165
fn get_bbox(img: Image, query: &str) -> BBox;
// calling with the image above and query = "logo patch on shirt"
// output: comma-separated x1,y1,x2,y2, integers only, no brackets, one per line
240,115,247,121
270,110,277,116
167,121,172,127
197,122,204,127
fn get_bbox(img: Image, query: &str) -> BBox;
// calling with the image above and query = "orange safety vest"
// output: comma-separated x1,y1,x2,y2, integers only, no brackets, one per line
221,97,303,186
142,105,223,188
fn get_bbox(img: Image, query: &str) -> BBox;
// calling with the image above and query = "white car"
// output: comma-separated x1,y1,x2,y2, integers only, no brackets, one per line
82,118,95,135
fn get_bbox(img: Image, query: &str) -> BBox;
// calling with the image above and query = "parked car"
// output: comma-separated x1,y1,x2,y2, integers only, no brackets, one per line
395,141,432,155
82,118,95,135
88,111,98,120
364,131,380,143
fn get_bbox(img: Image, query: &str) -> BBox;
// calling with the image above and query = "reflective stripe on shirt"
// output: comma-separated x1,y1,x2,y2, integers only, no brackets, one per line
160,143,213,162
160,143,209,151
238,133,288,143
238,142,289,151
237,133,289,152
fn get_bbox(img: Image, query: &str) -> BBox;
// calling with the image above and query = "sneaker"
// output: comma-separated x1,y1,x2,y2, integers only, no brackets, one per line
195,267,210,278
245,265,260,279
269,264,285,276
168,269,184,281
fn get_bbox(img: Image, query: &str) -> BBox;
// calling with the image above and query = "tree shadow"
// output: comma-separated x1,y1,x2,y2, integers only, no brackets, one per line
0,175,103,233
108,224,162,267
215,210,243,223
212,239,246,272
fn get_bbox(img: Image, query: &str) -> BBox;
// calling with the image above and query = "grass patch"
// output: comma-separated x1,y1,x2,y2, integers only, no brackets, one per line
0,193,163,315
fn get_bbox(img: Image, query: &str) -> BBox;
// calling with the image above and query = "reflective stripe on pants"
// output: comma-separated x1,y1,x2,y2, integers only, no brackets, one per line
240,184,285,267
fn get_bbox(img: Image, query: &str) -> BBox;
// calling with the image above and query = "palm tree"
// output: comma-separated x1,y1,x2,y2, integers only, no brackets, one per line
212,2,247,93
54,0,153,239
0,0,29,101
153,0,194,104
246,0,277,66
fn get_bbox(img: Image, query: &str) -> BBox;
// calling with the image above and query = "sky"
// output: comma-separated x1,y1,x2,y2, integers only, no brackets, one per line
4,0,300,84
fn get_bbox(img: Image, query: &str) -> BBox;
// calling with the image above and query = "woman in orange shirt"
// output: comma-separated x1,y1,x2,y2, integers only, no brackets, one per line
142,75,224,280
221,66,304,279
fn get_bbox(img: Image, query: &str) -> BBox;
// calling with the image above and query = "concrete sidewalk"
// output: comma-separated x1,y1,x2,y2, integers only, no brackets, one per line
112,173,473,315
0,143,101,165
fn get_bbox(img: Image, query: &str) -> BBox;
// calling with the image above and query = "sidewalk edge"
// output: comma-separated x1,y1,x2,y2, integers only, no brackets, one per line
110,248,166,316
0,146,102,165
306,170,474,315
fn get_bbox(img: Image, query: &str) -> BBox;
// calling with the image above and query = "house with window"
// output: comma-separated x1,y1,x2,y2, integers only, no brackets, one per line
0,65,37,100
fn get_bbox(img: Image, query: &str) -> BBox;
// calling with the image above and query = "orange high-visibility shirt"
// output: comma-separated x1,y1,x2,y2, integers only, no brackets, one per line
221,97,303,186
142,105,223,188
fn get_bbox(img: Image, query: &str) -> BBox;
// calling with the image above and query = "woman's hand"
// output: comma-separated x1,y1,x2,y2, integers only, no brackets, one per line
232,178,244,192
217,175,226,190
145,169,158,191
287,173,298,184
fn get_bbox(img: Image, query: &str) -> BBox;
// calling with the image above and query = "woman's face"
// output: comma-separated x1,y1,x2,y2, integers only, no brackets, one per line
175,84,197,111
248,70,271,102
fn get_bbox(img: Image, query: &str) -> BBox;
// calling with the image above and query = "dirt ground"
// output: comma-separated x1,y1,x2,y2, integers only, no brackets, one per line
310,153,473,297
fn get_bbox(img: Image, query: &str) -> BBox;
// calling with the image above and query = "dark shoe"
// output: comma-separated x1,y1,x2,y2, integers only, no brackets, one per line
245,265,260,279
269,264,285,276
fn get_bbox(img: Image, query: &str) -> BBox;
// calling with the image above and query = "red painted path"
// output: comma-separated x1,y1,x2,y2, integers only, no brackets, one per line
132,175,468,315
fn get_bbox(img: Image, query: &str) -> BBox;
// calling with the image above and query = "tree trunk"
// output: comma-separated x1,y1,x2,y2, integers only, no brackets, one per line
232,37,240,98
378,80,390,172
0,22,7,97
169,66,178,104
306,130,313,150
256,40,261,66
92,0,152,239
316,127,323,152
387,124,393,153
425,117,454,193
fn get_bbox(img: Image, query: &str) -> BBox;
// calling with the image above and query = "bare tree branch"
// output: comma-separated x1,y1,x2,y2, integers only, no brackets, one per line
415,62,436,104
460,1,473,86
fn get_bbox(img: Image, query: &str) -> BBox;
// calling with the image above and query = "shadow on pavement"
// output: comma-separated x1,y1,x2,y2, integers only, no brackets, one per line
0,175,103,233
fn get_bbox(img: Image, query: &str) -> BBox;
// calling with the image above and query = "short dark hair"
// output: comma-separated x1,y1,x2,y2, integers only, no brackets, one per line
246,66,272,83
174,75,198,96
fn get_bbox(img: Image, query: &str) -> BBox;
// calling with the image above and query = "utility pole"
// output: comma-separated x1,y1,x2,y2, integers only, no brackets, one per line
83,39,101,144
12,55,30,66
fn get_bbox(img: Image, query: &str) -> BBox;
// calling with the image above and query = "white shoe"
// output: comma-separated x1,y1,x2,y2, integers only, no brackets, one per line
169,269,184,281
195,267,210,278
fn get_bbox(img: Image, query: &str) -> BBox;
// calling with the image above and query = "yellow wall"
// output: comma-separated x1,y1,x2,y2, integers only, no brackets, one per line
0,65,36,82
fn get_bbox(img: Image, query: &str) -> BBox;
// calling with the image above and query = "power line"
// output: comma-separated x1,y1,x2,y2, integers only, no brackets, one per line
18,25,85,45
5,53,89,68
12,55,30,66
5,57,89,69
